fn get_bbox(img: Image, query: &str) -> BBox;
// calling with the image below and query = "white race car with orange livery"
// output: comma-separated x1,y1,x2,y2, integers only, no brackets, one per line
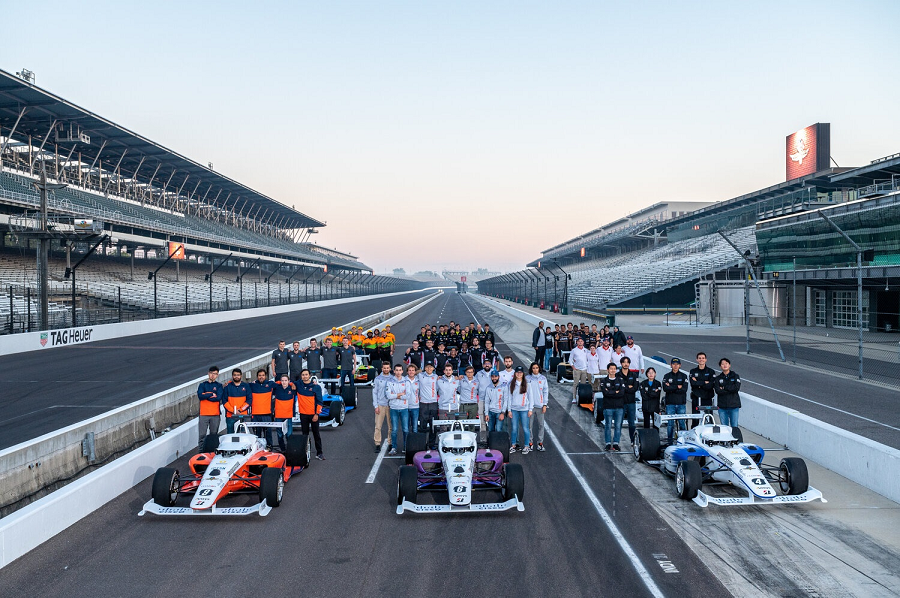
139,421,310,517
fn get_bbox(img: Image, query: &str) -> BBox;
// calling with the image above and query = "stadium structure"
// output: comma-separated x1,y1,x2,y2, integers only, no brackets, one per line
0,68,421,333
478,122,900,332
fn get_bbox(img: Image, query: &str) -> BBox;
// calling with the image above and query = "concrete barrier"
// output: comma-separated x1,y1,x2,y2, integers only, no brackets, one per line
0,289,425,356
0,291,440,520
469,294,557,328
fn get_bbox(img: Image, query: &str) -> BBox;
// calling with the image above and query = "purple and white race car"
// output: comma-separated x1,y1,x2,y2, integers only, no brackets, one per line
396,418,525,514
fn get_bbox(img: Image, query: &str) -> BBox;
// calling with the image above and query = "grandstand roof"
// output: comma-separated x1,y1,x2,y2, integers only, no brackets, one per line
0,68,322,230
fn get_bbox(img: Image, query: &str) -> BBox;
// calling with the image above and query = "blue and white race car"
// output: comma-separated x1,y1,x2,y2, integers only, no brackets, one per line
633,413,826,507
299,377,356,428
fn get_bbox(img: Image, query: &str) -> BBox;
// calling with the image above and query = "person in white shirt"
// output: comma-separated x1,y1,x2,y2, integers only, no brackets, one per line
385,364,410,455
405,364,420,433
483,370,508,432
585,345,602,377
622,336,644,374
507,366,533,454
611,345,626,369
527,362,549,452
597,338,614,373
568,337,590,403
474,360,494,444
436,364,460,419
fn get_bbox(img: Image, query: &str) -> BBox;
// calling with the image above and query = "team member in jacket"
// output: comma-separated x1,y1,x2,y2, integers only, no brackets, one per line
422,340,438,371
507,366,533,454
222,368,251,433
527,362,549,452
481,339,500,370
272,374,297,451
435,343,450,374
386,364,410,455
417,362,440,449
714,358,742,428
250,368,277,447
619,356,639,443
662,358,689,442
639,368,663,429
532,321,546,365
458,366,480,419
475,360,494,442
405,364,420,433
483,370,508,432
382,325,396,361
689,352,716,422
197,366,223,451
456,345,472,376
436,364,460,419
362,331,377,357
296,370,325,459
599,363,626,451
483,324,495,347
289,341,305,382
404,340,425,370
372,361,393,452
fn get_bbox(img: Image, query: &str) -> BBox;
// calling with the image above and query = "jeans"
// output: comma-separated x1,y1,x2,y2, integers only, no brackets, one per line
666,403,686,441
543,349,552,371
623,402,637,442
390,409,410,450
340,370,355,391
510,410,531,447
275,417,293,451
408,407,419,433
603,408,624,445
488,411,505,432
719,408,740,428
322,368,338,381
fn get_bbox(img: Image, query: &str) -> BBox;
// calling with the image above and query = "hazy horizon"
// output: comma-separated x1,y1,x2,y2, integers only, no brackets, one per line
3,1,898,273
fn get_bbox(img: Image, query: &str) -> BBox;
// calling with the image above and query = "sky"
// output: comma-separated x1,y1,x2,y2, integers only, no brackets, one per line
2,1,899,273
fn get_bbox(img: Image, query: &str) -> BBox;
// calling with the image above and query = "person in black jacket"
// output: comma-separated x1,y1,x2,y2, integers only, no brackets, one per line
532,321,546,365
689,352,716,425
599,363,626,451
619,356,639,443
639,368,662,429
714,358,742,428
662,358,688,442
612,326,627,351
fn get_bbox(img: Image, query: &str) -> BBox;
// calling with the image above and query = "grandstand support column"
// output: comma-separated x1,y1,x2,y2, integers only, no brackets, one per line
265,262,286,307
32,169,65,331
717,230,785,362
65,234,108,327
0,106,27,156
149,244,184,318
816,211,865,380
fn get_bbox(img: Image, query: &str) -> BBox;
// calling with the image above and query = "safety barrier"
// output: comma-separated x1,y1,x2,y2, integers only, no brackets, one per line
469,294,557,328
0,291,441,568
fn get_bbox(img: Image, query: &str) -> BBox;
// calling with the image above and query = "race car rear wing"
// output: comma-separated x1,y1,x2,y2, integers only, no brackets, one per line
396,496,524,515
432,418,482,431
654,413,715,428
235,421,289,434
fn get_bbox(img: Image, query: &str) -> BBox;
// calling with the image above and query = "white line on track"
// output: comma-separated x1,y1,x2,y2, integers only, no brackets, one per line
365,437,390,483
459,294,480,326
655,351,900,433
544,423,666,598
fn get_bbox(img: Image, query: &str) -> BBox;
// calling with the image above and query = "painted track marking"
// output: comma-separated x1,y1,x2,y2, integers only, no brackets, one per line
365,435,390,483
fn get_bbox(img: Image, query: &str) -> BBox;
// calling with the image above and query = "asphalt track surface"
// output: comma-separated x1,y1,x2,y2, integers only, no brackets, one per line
0,292,730,597
0,291,433,450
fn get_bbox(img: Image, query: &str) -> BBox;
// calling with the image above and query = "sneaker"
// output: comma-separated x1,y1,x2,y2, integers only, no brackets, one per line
510,445,518,453
605,444,612,452
374,444,381,453
536,443,545,452
613,444,620,452
521,446,532,455
388,448,398,456
571,398,577,403
316,454,325,460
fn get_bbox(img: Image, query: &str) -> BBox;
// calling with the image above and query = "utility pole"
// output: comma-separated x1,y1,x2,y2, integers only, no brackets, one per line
33,168,65,330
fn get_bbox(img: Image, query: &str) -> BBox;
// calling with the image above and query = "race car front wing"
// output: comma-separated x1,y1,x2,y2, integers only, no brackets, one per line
396,496,524,515
139,500,273,517
693,486,826,508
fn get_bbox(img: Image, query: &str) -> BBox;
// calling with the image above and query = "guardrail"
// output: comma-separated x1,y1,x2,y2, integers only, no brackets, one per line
0,290,441,568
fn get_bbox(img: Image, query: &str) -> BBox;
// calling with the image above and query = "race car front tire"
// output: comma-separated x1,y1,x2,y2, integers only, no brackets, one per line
151,467,180,507
398,465,418,505
202,433,219,454
778,457,809,495
405,432,428,465
502,463,525,502
285,433,310,468
634,428,660,462
676,461,702,500
331,400,346,426
488,431,511,464
260,467,284,507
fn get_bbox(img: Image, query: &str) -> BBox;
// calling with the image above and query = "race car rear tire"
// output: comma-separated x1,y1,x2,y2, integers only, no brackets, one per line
576,383,593,405
779,458,809,495
398,465,418,505
502,463,525,501
201,433,219,454
151,467,180,507
285,433,310,468
676,461,702,500
405,432,428,465
634,428,660,463
488,431,511,463
330,400,346,426
260,467,284,508
341,384,357,408
731,427,744,444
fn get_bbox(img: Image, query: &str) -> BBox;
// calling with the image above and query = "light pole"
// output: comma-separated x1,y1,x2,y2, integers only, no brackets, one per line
236,257,261,309
64,234,108,327
32,168,65,330
265,261,286,306
204,252,232,312
148,244,184,318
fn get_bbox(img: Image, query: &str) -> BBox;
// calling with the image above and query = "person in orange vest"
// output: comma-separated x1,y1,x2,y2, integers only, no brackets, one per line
222,368,251,433
250,368,277,447
272,374,297,451
382,325,396,362
197,365,223,451
296,369,325,460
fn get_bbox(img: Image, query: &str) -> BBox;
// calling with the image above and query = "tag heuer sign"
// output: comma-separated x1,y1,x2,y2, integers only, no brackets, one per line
40,332,48,347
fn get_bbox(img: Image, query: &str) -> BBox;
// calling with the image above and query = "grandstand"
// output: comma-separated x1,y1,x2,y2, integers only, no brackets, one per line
0,68,419,333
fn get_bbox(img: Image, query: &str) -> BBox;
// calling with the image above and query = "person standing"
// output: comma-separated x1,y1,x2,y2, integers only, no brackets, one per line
714,358,742,428
527,362,549,452
532,321,546,366
289,341,305,383
197,366,223,451
321,337,339,381
301,338,323,379
296,369,325,460
585,344,602,380
483,370,508,432
372,361,393,452
417,362,440,449
619,356,639,443
436,364,460,419
272,374,297,452
662,358,689,442
599,363,626,451
271,340,290,380
249,368,277,447
475,360,494,442
404,340,425,370
612,326,627,350
383,325,396,362
338,337,357,390
386,364,410,455
222,368,251,434
507,366,533,454
597,337,614,372
482,339,500,370
543,326,554,371
569,337,590,403
689,352,716,422
622,336,644,375
458,366,480,419
639,368,663,429
498,355,515,389
405,364,420,433
483,324,495,347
